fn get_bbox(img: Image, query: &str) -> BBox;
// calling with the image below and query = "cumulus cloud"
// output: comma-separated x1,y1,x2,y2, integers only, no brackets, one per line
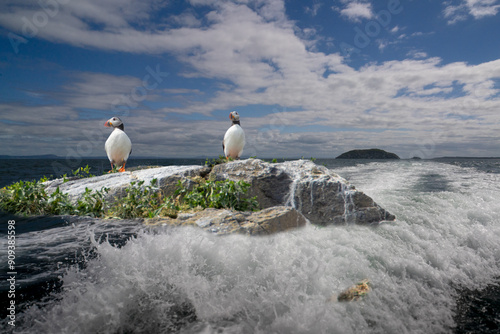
335,1,374,22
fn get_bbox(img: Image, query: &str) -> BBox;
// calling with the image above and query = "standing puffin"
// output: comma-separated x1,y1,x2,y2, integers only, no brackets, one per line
104,116,132,172
223,111,245,159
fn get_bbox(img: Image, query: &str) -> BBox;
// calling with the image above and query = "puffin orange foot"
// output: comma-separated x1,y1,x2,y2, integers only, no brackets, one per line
118,164,126,172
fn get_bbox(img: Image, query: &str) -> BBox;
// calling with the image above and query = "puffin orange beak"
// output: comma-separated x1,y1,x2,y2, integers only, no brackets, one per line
104,120,111,127
229,113,234,120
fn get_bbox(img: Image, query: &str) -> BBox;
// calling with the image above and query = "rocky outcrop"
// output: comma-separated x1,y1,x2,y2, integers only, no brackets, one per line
147,206,307,236
209,159,395,225
44,165,210,204
44,159,395,234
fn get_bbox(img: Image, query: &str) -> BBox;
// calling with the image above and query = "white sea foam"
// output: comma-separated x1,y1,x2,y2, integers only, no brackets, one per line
10,161,500,333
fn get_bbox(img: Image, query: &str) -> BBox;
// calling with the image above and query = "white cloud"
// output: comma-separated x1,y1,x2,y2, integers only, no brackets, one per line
169,11,202,28
336,2,374,22
1,0,500,158
443,0,500,24
407,50,429,59
390,25,400,33
63,72,146,110
466,0,500,18
305,2,322,17
377,40,389,51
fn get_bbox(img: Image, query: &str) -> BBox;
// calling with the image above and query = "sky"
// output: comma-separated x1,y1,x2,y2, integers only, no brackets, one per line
1,0,500,160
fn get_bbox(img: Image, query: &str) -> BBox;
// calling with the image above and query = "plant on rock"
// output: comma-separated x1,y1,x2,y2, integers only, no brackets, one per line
175,179,258,211
205,155,234,167
0,178,110,217
1,171,260,219
0,179,73,215
75,187,109,218
110,179,177,219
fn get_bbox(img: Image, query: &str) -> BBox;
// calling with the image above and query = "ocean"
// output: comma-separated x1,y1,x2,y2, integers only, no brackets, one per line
1,158,499,333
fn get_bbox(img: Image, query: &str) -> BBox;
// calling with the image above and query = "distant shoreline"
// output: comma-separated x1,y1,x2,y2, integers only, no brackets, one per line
1,155,500,160
431,156,500,160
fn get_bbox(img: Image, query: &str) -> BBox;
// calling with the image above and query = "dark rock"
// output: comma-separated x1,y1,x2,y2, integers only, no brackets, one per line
209,159,395,225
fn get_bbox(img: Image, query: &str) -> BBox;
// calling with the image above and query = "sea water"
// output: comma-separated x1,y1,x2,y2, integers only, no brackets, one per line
1,159,500,333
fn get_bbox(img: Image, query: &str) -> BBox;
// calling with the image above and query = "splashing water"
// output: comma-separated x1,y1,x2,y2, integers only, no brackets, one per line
2,160,500,333
340,183,357,224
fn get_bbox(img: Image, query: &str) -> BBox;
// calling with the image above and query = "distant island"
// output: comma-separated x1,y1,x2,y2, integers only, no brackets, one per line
336,149,400,160
0,154,63,159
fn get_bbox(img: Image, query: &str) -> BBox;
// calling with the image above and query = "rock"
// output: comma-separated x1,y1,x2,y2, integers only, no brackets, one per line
336,148,400,159
43,159,395,232
210,159,292,208
209,159,395,225
44,165,210,203
331,279,371,302
146,206,307,235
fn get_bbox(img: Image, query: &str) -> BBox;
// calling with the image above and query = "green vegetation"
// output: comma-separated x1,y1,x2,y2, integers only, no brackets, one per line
1,174,258,219
72,165,96,178
62,164,96,182
75,187,109,218
205,155,234,167
0,177,109,217
110,179,177,219
108,165,121,174
0,179,69,215
176,179,258,212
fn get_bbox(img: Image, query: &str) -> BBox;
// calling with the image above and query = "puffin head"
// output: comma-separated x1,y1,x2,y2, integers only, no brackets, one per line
104,116,123,128
229,111,240,122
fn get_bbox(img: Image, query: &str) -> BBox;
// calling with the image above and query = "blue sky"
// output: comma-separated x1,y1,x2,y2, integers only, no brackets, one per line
1,0,500,159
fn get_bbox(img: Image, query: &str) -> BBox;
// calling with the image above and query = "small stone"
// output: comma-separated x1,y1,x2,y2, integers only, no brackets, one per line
336,279,371,302
195,218,212,228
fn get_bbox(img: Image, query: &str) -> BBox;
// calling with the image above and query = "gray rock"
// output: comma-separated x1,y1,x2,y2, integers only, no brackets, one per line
44,165,210,203
210,159,395,225
146,206,307,235
44,159,395,230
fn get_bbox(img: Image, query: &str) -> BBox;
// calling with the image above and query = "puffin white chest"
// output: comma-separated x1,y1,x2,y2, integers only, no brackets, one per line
105,128,132,165
224,124,245,159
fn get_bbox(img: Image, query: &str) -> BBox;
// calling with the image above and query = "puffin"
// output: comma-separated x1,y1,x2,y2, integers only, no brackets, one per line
104,116,132,172
223,111,245,159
